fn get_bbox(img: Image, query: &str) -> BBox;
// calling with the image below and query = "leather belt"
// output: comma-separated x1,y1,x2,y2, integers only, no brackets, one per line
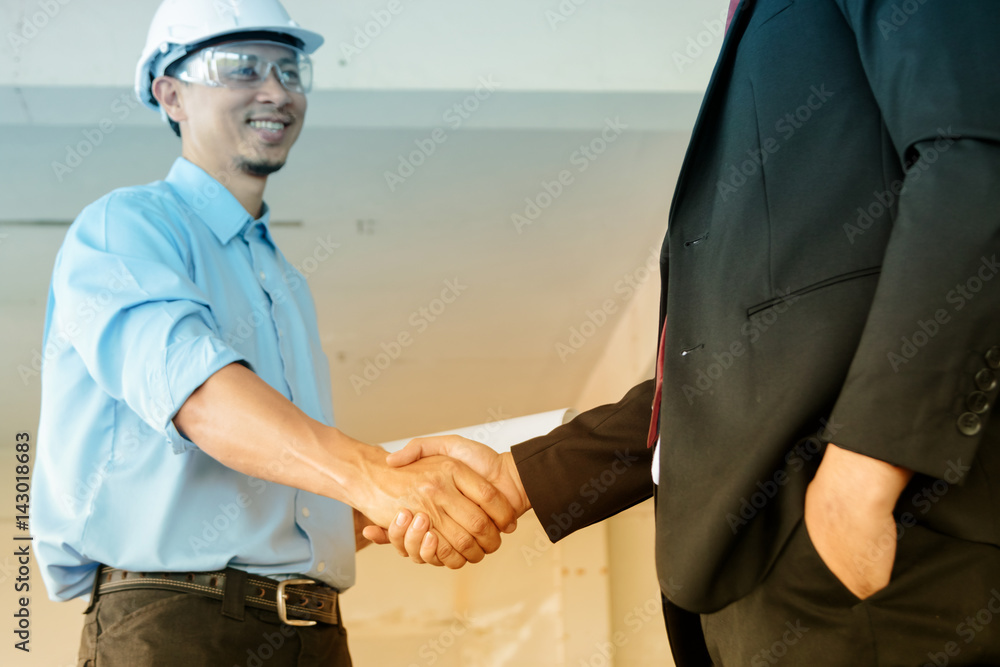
93,566,339,626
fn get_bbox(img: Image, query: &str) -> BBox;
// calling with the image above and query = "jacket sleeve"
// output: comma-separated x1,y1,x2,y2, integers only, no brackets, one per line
824,0,1000,480
512,379,656,542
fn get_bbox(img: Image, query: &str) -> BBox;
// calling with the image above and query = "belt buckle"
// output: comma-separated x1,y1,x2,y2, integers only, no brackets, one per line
276,578,317,626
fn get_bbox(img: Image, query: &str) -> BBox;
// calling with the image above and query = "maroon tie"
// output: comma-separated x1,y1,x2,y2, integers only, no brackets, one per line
726,0,741,31
647,320,668,448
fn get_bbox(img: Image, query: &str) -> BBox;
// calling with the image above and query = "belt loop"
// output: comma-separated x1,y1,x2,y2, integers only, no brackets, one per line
221,567,247,621
82,564,104,615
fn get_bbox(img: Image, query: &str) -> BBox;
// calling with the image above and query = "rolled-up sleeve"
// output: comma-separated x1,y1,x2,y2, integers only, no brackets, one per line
52,191,246,454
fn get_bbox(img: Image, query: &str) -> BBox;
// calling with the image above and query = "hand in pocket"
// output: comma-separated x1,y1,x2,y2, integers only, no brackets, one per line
803,444,911,599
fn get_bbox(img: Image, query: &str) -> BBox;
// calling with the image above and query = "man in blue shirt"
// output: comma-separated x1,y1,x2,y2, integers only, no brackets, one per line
31,1,514,664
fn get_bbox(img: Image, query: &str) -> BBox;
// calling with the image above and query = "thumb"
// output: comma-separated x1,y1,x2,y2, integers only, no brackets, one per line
385,437,448,467
363,525,391,545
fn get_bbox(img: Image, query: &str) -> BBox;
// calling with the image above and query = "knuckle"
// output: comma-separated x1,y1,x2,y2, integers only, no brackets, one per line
436,539,456,561
477,481,499,504
439,458,460,476
467,513,492,537
453,532,476,554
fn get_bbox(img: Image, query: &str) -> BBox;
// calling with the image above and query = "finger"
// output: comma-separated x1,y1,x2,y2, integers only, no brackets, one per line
404,512,431,562
362,525,390,545
449,462,516,541
389,509,414,558
433,506,489,564
421,531,444,566
386,438,445,467
430,528,470,569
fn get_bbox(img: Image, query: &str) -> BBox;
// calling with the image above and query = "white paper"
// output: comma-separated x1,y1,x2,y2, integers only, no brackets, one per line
380,408,578,453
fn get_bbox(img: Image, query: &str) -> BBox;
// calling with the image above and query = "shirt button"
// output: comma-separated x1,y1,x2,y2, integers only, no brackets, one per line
975,368,998,392
301,507,310,518
967,391,991,415
317,562,326,573
259,271,267,282
957,412,982,436
987,346,1000,370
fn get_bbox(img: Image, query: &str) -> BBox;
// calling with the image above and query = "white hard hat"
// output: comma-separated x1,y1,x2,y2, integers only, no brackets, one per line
135,0,324,111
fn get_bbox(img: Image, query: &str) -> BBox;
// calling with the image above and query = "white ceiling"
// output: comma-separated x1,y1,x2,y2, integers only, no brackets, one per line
0,0,724,448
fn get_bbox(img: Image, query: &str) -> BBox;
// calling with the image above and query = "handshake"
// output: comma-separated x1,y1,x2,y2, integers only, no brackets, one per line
356,435,531,569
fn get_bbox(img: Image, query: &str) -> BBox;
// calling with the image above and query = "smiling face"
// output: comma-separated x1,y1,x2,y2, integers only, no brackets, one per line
161,41,308,180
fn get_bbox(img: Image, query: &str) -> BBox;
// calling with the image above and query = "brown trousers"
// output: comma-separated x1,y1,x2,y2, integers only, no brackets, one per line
77,587,352,667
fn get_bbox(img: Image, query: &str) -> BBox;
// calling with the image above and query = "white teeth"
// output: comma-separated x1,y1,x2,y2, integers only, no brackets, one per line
249,120,284,131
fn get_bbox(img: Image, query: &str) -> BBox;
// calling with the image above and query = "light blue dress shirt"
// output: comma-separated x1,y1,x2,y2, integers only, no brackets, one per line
32,157,355,602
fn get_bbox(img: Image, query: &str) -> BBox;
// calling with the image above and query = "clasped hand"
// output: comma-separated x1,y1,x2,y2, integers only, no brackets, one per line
363,435,530,568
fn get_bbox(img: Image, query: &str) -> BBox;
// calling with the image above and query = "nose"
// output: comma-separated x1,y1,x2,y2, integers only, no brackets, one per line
255,65,293,106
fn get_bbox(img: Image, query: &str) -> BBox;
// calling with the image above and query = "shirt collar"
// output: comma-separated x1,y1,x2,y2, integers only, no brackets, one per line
165,157,272,245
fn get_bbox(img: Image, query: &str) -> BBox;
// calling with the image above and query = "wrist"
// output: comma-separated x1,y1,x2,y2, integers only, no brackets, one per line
813,443,912,513
499,452,531,517
312,425,386,511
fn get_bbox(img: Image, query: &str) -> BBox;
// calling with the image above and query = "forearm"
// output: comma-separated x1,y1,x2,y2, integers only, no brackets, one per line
173,362,381,509
174,363,516,565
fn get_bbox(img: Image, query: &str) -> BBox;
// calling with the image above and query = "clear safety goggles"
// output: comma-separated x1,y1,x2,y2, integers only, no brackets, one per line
173,41,313,94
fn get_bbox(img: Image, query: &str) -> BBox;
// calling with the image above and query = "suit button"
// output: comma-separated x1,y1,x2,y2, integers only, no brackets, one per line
967,391,991,414
975,368,998,392
986,346,1000,370
957,412,982,436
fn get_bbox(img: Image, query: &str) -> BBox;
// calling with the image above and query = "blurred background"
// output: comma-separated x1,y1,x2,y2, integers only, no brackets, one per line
0,0,727,664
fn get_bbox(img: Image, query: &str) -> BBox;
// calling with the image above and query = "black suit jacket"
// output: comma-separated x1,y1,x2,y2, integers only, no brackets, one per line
514,0,1000,614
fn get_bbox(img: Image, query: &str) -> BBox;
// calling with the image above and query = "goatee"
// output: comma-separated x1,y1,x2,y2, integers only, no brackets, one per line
238,159,285,176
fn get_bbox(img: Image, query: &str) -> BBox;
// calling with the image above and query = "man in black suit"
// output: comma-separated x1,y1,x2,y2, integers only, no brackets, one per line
367,0,1000,664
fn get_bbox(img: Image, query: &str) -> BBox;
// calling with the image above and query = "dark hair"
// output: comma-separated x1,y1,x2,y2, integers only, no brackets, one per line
159,32,304,139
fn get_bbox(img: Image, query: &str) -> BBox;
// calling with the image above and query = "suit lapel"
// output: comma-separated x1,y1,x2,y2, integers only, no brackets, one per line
666,0,759,222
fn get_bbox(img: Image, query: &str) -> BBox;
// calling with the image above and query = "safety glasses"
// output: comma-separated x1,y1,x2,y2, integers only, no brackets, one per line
173,40,313,94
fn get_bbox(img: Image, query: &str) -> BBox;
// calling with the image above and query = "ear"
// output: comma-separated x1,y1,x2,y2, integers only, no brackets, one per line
152,76,189,124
